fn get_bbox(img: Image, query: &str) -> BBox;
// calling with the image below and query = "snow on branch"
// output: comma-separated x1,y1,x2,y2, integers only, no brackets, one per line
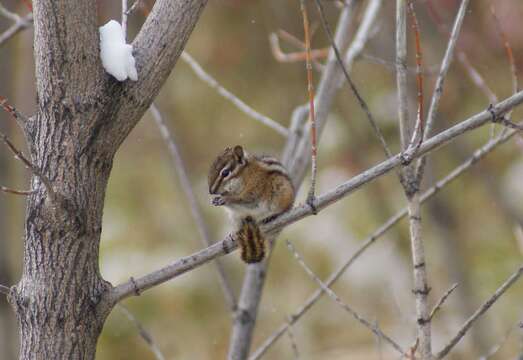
99,20,138,82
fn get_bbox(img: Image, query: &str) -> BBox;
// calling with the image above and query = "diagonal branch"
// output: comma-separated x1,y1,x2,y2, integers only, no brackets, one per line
429,283,459,321
0,284,9,295
0,13,33,48
102,0,209,148
228,3,361,358
313,0,392,159
0,130,57,202
435,265,523,359
0,185,35,196
250,127,519,360
286,240,406,356
180,52,288,137
118,304,166,360
416,0,470,179
149,103,237,312
108,91,523,304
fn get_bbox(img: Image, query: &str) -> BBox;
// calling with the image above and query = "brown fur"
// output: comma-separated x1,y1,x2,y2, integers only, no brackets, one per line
208,146,295,263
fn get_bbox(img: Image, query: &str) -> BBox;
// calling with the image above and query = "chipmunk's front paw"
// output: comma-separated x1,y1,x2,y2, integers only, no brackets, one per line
211,196,226,206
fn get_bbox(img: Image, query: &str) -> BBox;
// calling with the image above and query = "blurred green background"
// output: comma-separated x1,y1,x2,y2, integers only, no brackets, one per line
1,0,523,359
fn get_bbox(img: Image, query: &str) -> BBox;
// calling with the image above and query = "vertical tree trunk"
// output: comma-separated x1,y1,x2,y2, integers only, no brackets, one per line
3,0,207,357
9,103,114,359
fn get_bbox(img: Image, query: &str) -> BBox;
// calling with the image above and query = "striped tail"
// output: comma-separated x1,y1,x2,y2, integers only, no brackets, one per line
237,216,265,263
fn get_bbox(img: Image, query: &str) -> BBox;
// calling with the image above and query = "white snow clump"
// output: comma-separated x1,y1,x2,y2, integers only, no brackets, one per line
99,20,138,82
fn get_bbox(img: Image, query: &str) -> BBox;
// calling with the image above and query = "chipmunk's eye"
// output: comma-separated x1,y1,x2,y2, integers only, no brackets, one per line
221,168,230,177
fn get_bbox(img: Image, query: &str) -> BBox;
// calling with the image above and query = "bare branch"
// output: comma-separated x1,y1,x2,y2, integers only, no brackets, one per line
180,52,288,137
401,1,425,162
286,316,300,360
313,0,392,159
149,103,237,312
0,13,33,48
125,0,143,15
121,0,128,38
300,0,319,206
118,304,166,360
396,0,410,152
416,0,470,178
268,32,326,69
0,95,31,130
0,284,9,295
0,185,35,196
0,130,57,202
250,128,519,359
109,90,523,304
230,4,360,358
286,240,406,356
429,283,459,321
436,265,523,359
102,0,208,148
0,3,21,22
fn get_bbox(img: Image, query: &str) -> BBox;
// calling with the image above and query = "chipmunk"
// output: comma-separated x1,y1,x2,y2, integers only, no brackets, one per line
208,145,295,263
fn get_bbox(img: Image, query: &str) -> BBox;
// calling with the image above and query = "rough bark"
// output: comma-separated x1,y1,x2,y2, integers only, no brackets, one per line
5,0,208,358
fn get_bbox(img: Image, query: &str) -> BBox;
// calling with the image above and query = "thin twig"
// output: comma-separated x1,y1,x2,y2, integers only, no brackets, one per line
0,284,9,295
118,304,166,360
250,126,519,360
0,3,20,22
436,265,523,359
286,240,406,356
0,95,31,129
121,0,128,39
415,0,470,179
0,13,33,48
110,91,523,303
0,131,57,202
0,185,35,196
396,0,410,153
269,32,327,68
429,283,458,321
149,103,237,312
286,316,301,360
179,52,288,137
313,0,393,159
125,0,142,15
479,323,516,360
403,1,425,160
300,0,319,208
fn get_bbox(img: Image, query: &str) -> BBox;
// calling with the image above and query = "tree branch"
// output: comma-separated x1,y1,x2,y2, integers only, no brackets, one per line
0,185,35,196
0,130,57,202
150,103,237,312
118,304,166,360
250,127,519,360
229,3,361,358
180,52,288,137
286,240,406,356
429,283,459,321
0,284,9,295
435,265,523,359
108,91,523,304
416,0,470,179
101,0,208,148
0,13,32,47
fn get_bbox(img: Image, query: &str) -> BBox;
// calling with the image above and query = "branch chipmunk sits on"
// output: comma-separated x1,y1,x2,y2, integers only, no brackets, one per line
208,146,295,263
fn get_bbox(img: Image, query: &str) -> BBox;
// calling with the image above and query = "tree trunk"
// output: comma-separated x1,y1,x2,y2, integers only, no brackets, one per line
9,92,114,359
5,0,207,358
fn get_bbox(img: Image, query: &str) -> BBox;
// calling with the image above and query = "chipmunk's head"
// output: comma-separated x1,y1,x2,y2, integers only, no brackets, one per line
208,145,248,195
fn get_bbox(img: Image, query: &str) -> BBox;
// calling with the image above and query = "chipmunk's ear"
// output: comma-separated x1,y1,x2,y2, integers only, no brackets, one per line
233,145,245,163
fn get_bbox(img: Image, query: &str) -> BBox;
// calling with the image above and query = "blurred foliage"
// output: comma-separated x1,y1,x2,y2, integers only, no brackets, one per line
1,0,523,359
